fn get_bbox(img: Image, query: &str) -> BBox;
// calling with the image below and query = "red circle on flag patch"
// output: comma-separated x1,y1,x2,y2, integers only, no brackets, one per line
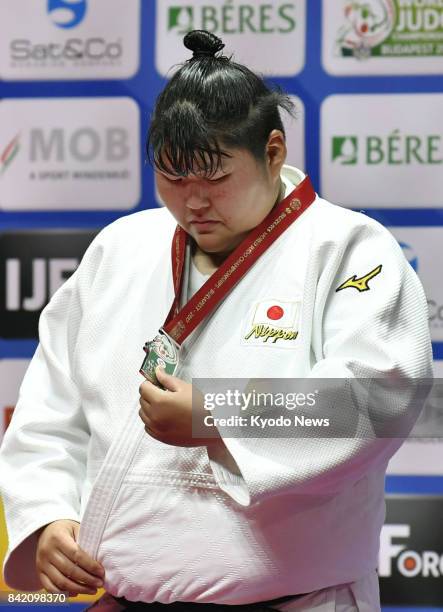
267,305,284,320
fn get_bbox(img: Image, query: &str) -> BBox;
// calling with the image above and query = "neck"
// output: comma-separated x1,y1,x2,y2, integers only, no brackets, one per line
192,242,223,275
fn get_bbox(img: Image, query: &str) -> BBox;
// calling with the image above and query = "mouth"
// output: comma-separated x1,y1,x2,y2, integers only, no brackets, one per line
189,220,220,232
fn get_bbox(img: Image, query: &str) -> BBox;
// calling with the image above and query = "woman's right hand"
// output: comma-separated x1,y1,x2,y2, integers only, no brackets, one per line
36,519,105,597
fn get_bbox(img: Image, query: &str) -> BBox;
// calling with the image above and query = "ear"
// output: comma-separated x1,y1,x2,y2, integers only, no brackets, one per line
265,130,287,181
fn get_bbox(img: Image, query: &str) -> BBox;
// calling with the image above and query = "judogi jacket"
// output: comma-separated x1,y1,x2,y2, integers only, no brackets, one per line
0,166,433,604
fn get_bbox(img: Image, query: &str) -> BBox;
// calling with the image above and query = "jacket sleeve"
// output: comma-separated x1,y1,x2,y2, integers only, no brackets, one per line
0,232,105,591
206,217,434,506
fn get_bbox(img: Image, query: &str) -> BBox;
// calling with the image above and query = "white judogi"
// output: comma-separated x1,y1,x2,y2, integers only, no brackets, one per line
0,166,432,609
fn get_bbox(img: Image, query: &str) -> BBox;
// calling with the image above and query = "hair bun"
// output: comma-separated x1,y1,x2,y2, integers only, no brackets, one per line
184,30,225,58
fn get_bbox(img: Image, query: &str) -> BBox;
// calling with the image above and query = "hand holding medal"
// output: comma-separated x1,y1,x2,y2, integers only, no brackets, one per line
139,330,179,388
138,365,222,447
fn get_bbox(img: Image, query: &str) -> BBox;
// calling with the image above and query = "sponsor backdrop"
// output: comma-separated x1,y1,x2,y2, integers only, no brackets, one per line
0,0,442,609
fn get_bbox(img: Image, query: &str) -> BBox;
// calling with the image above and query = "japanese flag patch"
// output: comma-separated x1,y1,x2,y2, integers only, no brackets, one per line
242,299,301,348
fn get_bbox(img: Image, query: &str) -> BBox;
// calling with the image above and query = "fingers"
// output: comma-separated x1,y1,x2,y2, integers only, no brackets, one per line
71,522,80,541
139,406,166,443
138,400,168,435
52,550,103,590
139,379,157,399
138,406,148,425
64,545,104,580
36,520,105,599
39,574,78,597
155,367,182,392
139,369,180,397
53,525,103,579
138,396,159,428
138,406,153,432
138,394,152,421
40,564,98,596
39,573,64,594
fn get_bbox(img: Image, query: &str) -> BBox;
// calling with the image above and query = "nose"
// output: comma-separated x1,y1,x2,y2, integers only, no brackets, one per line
184,181,210,211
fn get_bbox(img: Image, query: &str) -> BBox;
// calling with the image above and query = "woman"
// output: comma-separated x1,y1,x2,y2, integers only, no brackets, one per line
0,30,432,611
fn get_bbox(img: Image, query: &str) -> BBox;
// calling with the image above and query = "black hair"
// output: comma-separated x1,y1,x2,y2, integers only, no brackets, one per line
147,30,296,178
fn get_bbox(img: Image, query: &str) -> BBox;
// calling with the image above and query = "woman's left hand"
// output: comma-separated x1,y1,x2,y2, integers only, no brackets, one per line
138,366,222,447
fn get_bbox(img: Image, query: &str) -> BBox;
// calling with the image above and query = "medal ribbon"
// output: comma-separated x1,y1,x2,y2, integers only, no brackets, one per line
163,175,316,345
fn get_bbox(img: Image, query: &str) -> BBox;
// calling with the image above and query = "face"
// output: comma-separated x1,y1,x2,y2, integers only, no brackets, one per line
156,135,285,257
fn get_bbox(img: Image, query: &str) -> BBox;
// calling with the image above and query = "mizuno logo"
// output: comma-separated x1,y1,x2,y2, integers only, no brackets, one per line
336,264,382,293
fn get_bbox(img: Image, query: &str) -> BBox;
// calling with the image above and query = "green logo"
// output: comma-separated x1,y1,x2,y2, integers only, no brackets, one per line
0,134,20,177
332,137,358,164
168,6,194,33
167,3,296,36
332,131,443,166
336,0,443,59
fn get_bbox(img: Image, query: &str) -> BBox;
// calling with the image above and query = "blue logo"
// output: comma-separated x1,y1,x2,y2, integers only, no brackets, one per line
399,241,418,272
48,0,87,29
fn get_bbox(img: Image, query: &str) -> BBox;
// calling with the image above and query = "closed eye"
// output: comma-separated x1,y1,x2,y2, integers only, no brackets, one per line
208,174,230,183
158,172,229,183
161,175,183,183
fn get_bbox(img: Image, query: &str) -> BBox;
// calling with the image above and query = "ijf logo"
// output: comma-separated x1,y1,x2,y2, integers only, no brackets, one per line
242,299,300,347
47,0,87,29
0,230,98,339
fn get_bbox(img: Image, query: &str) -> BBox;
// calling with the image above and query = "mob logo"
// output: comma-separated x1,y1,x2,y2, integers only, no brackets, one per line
0,230,98,339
